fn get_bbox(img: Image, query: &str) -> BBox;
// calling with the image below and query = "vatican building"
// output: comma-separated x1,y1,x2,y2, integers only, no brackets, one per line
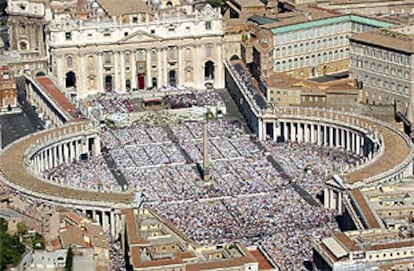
44,0,225,97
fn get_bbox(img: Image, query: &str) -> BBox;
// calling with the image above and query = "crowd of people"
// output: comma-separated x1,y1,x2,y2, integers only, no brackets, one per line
108,236,126,271
231,63,267,109
87,92,135,120
164,91,225,109
151,189,339,270
265,141,362,198
41,156,121,192
34,114,363,269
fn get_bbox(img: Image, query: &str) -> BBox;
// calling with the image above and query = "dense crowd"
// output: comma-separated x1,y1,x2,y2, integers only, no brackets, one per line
266,141,361,197
108,236,126,271
151,190,339,270
87,92,134,119
41,156,121,192
36,116,363,269
231,63,267,109
164,91,225,109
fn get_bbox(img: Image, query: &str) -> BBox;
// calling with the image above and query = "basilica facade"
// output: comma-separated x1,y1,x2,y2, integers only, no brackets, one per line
47,1,225,97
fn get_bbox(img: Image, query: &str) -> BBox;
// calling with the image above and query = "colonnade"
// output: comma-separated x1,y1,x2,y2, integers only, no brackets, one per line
261,120,377,159
77,208,122,236
25,75,71,127
324,186,343,214
30,135,100,176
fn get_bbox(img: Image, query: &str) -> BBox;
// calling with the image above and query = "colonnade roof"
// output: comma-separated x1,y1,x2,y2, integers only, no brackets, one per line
279,107,412,186
0,124,134,205
343,123,409,184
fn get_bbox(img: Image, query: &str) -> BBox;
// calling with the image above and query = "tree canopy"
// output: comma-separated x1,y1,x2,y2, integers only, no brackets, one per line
0,218,26,271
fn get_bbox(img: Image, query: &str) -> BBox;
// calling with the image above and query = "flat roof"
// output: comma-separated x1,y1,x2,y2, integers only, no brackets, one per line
271,14,393,34
322,237,349,258
350,29,414,54
249,249,276,270
36,76,77,119
350,189,381,228
249,15,277,25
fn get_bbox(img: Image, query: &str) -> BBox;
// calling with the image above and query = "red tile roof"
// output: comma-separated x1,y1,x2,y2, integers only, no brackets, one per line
36,76,77,119
351,190,381,229
250,249,274,270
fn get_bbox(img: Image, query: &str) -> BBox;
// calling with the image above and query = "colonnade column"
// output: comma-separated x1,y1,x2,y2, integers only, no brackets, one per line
347,131,351,152
110,212,116,236
350,132,355,154
115,214,121,236
48,149,53,169
39,152,44,172
258,120,263,141
178,46,183,86
114,51,120,91
79,54,86,95
216,43,224,88
298,123,303,143
146,49,152,89
157,49,162,87
356,134,361,155
329,127,334,148
324,126,328,146
310,124,315,144
97,53,104,92
324,187,330,209
131,51,137,90
63,143,69,163
283,122,288,142
103,211,109,232
317,125,322,145
291,122,296,142
120,52,126,92
335,127,340,147
304,124,309,143
162,48,168,86
337,191,343,214
70,141,75,162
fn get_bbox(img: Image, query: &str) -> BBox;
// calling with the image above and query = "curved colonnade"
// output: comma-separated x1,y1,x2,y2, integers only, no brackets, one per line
0,110,413,234
0,122,134,236
275,107,413,188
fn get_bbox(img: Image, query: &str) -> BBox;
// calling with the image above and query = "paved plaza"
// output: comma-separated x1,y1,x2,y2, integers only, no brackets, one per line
37,90,363,269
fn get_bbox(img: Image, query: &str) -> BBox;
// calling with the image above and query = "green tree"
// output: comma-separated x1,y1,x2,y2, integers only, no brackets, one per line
32,233,45,250
0,232,26,270
206,0,226,13
0,218,7,233
65,247,73,271
16,222,29,236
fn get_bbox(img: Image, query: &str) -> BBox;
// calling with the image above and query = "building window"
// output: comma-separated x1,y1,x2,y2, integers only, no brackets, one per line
67,56,73,68
205,21,211,30
137,51,144,60
104,52,111,64
206,44,213,58
65,32,72,41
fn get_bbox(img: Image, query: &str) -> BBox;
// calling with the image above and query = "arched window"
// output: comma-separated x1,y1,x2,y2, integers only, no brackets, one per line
206,44,213,58
204,61,214,80
67,56,73,68
19,41,28,50
65,71,76,88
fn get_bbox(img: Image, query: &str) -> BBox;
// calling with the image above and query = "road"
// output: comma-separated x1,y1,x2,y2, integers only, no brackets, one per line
0,101,44,148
